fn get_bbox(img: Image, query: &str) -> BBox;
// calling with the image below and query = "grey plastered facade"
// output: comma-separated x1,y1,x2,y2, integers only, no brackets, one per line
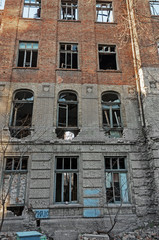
0,0,159,239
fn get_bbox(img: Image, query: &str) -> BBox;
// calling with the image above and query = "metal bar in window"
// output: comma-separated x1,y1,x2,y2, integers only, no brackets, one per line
30,50,33,67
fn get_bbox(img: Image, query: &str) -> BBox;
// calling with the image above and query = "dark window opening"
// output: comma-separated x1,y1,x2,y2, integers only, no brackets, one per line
36,219,41,227
9,90,34,139
99,45,117,70
7,206,24,216
55,157,78,203
17,42,38,68
59,43,78,69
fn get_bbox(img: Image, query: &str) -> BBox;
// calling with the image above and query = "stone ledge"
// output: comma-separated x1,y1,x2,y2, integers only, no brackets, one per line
78,234,109,240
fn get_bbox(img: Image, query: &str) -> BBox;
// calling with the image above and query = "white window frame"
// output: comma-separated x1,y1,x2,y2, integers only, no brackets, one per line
96,1,113,22
22,0,41,19
149,0,159,15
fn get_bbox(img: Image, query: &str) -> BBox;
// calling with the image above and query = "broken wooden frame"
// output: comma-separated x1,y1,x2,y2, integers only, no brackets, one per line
98,45,117,70
55,157,78,203
59,43,78,69
9,89,34,139
61,0,78,20
17,42,38,68
96,1,113,22
23,0,41,19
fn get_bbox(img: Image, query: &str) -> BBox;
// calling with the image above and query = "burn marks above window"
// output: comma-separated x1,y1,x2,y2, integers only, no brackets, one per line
9,90,34,139
23,0,41,19
98,45,117,70
59,43,78,69
61,1,78,20
18,42,38,68
56,91,79,140
102,91,123,137
96,2,113,22
150,0,159,15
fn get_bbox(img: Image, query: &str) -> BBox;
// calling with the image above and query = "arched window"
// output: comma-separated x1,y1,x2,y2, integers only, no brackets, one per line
102,91,122,136
10,90,34,138
56,91,79,140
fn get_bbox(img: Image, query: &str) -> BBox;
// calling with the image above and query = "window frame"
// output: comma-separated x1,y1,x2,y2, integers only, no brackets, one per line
149,0,159,15
17,41,39,68
98,44,118,70
101,91,123,133
4,156,28,207
60,0,78,20
22,0,41,19
9,89,34,139
59,43,78,69
96,1,113,23
0,0,5,10
54,156,79,204
105,156,129,204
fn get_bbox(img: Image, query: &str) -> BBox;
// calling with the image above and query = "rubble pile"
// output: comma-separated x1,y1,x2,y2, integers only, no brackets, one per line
113,225,159,240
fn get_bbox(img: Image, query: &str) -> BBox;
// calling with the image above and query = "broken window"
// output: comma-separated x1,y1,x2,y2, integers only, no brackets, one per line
9,90,34,138
4,157,28,215
0,0,5,10
55,157,78,203
98,45,117,70
23,0,41,18
61,1,78,20
56,91,79,139
158,42,159,54
17,42,38,67
96,2,113,22
150,0,159,15
59,43,78,69
105,157,129,204
102,92,122,137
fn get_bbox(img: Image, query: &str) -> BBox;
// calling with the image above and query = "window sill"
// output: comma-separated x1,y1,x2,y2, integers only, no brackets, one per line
95,21,117,25
56,68,81,72
97,70,122,73
50,203,82,209
19,17,42,21
105,203,132,208
58,19,81,23
151,15,159,18
13,67,39,70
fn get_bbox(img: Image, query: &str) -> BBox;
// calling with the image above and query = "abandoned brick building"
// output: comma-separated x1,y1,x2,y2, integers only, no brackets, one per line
0,0,159,239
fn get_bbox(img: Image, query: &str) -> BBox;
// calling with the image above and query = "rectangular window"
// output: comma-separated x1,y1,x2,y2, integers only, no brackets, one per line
98,45,117,70
150,1,159,15
105,157,129,204
158,42,159,54
4,157,28,210
61,1,78,20
96,2,113,22
59,43,78,69
55,157,78,203
0,0,5,10
23,0,41,19
17,42,38,67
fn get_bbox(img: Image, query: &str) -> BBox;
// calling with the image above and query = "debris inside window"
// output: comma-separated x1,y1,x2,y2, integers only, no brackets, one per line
56,91,79,139
96,2,113,22
99,45,117,70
